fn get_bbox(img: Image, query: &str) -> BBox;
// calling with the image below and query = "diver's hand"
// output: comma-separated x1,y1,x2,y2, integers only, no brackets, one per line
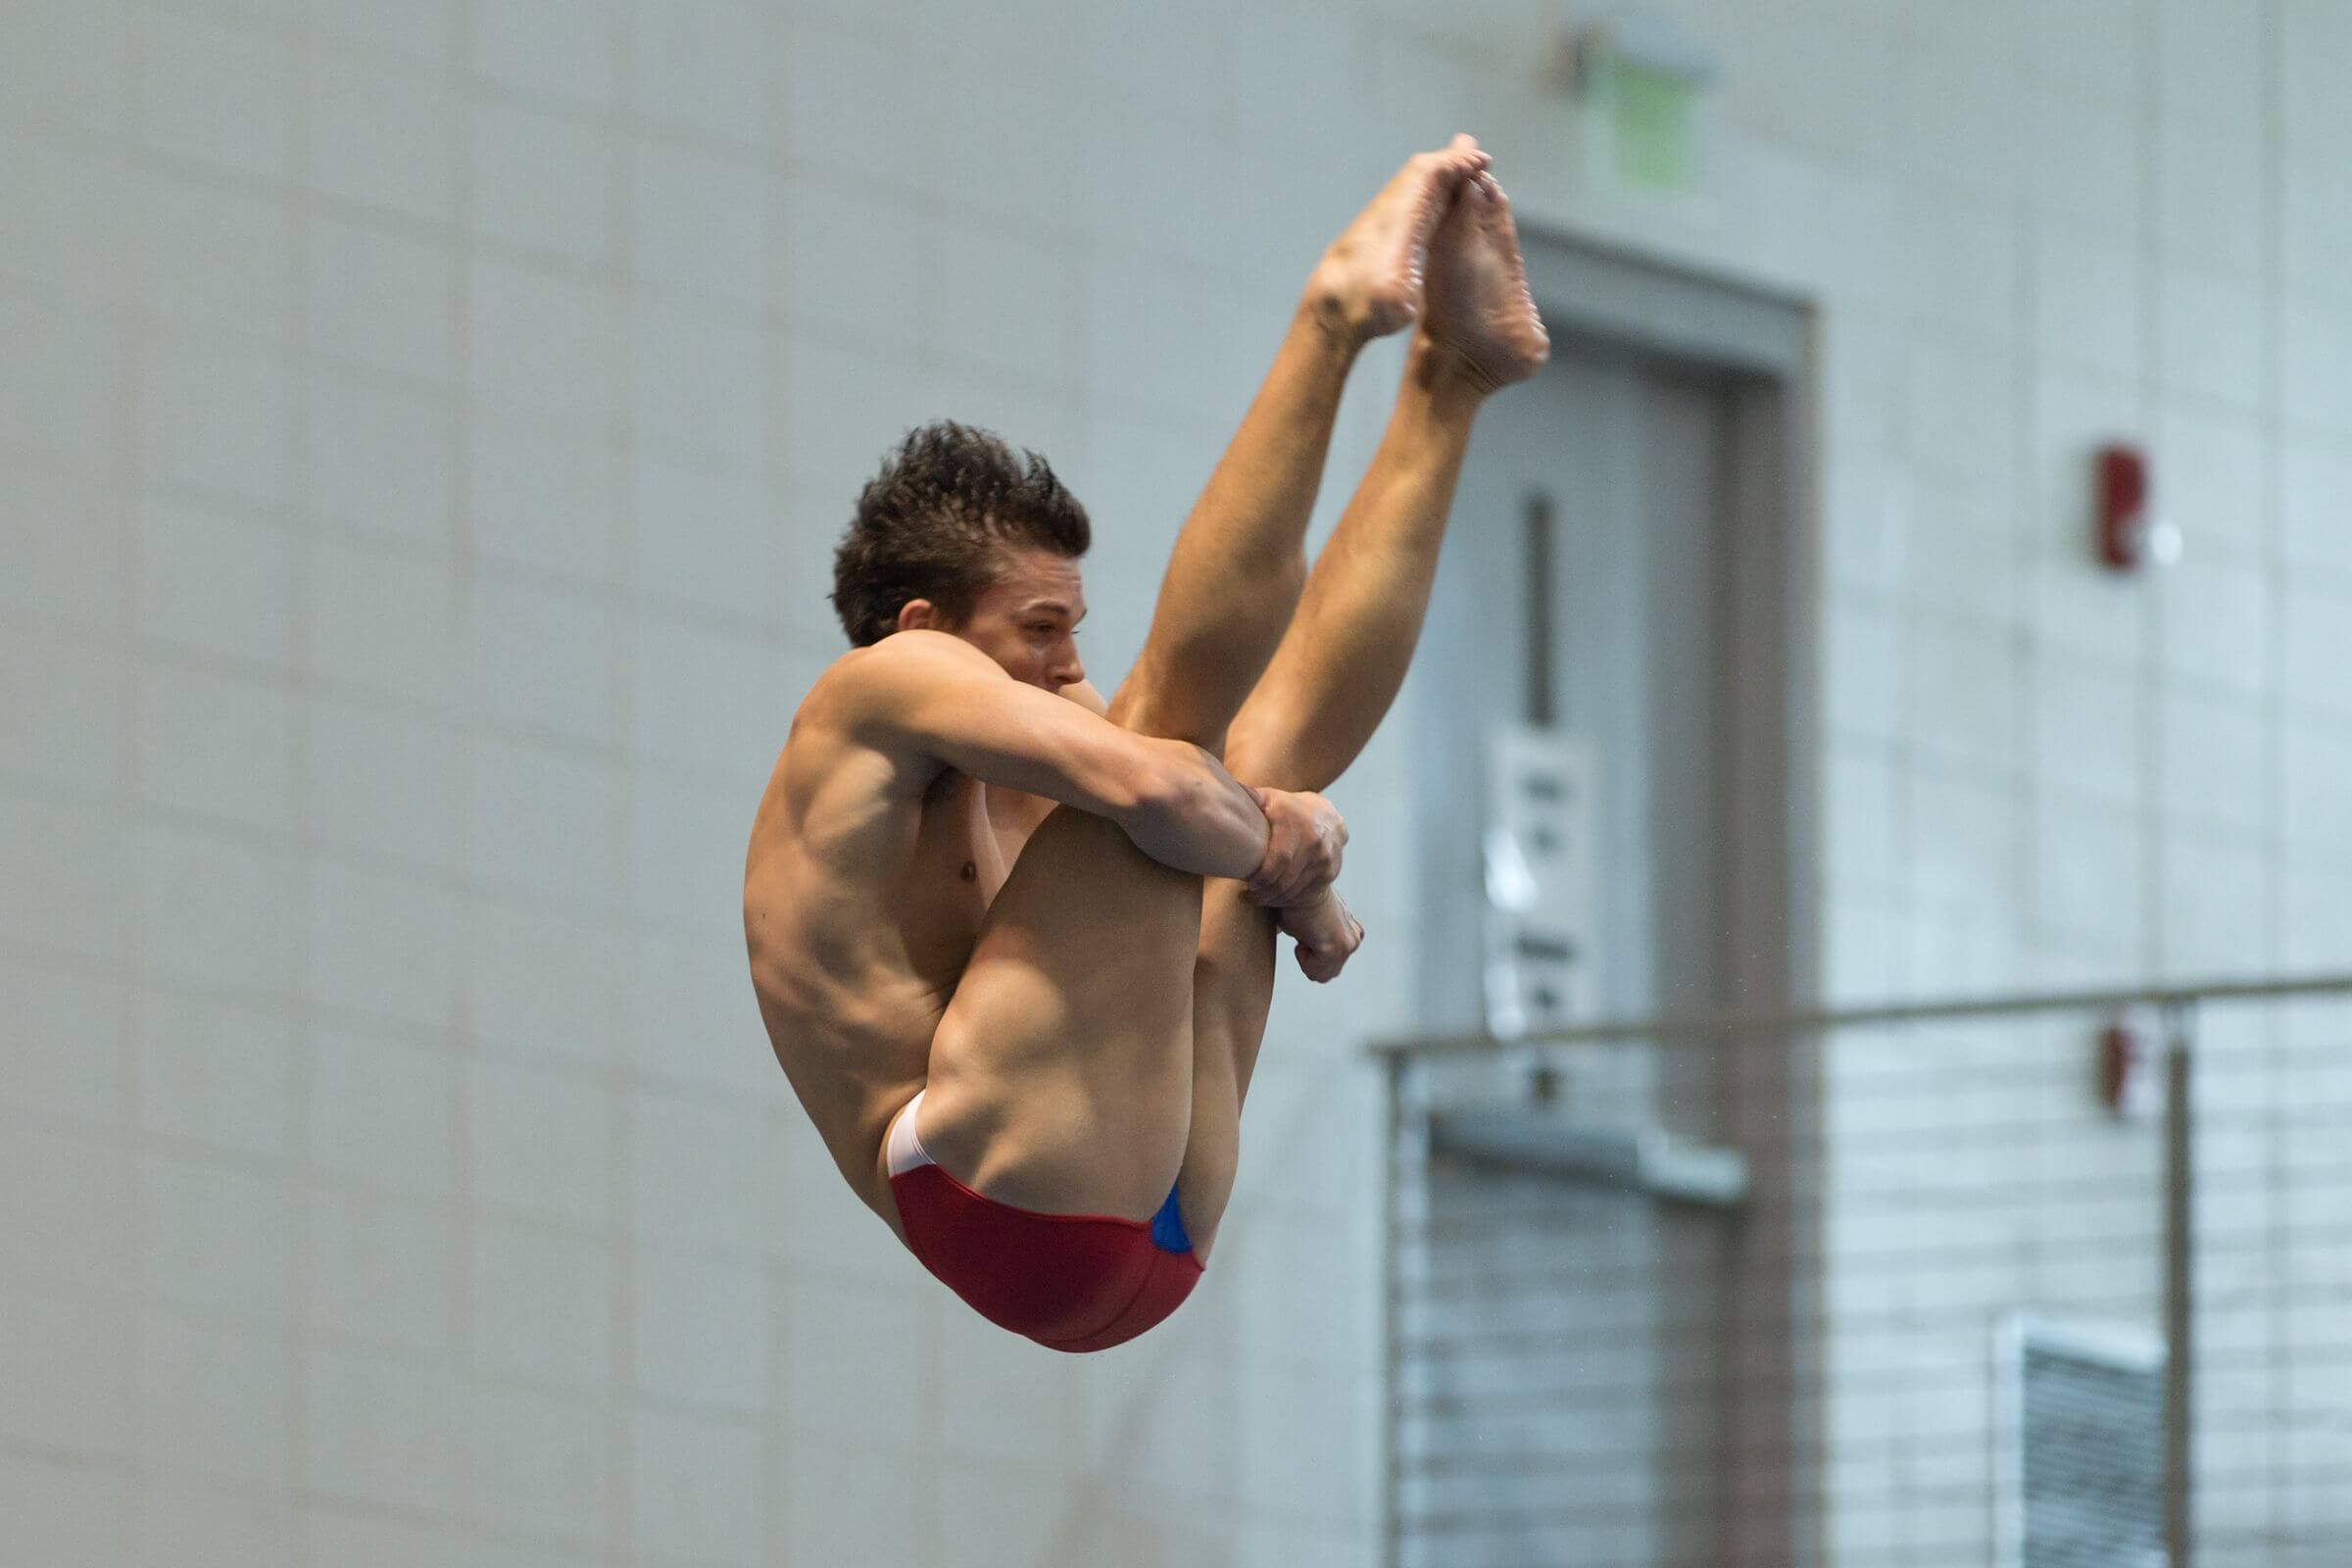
1275,887,1364,984
1245,786,1348,909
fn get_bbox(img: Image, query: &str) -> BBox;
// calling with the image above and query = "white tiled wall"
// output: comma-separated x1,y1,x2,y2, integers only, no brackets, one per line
4,0,2349,1563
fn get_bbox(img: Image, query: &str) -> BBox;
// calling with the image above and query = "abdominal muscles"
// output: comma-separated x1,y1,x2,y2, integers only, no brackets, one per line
746,774,1017,1200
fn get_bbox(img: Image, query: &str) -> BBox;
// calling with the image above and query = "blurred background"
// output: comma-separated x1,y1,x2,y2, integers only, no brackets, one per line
4,0,2351,1564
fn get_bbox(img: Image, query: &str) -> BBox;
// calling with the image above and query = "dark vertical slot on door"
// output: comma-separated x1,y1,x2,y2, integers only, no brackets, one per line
1524,489,1556,727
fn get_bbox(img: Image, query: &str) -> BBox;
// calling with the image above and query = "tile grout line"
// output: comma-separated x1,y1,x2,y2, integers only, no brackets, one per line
111,0,149,1526
448,0,486,1553
2257,0,2291,1539
603,0,640,1557
285,0,318,1554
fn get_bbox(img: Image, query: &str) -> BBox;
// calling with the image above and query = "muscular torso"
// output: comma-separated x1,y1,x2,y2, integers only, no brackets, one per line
742,651,1073,1224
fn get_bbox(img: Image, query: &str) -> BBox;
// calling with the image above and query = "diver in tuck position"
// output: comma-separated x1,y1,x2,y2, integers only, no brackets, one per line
745,134,1549,1350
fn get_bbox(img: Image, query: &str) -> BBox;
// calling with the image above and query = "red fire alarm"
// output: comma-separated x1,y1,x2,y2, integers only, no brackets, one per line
2095,442,2180,571
2098,1009,2159,1119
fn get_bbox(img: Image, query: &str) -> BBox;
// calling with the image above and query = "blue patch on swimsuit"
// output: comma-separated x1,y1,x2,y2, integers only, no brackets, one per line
1149,1182,1193,1254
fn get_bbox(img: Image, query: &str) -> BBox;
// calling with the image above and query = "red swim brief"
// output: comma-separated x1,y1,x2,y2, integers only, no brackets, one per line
885,1090,1202,1353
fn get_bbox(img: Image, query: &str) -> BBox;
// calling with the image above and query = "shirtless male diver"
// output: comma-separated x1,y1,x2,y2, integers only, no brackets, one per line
745,134,1548,1352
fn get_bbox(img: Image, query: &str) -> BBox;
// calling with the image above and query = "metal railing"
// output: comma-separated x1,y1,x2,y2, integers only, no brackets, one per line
1369,974,2352,1568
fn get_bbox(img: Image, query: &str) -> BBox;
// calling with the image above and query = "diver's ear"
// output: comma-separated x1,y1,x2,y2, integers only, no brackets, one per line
896,600,936,633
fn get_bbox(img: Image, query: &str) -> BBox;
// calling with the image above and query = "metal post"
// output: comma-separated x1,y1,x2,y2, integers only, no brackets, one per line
2162,1001,2196,1567
1378,1053,1404,1568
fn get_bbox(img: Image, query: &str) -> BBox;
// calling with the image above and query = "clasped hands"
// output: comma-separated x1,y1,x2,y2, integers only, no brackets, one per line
1243,786,1365,983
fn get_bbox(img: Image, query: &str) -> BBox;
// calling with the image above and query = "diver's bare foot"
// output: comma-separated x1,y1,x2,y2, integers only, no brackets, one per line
1420,170,1550,393
1304,134,1491,346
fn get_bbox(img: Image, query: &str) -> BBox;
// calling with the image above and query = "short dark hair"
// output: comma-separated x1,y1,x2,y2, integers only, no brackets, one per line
829,420,1091,647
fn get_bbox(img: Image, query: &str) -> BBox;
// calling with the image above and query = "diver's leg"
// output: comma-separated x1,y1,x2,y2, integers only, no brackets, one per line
1176,172,1551,1256
907,144,1491,1217
1170,338,1491,1255
1104,137,1489,747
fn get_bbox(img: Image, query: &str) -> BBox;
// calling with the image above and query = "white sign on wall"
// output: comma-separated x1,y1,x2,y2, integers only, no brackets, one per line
1482,724,1599,1039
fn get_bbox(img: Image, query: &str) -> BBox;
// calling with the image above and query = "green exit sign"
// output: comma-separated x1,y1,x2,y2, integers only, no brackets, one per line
1610,59,1698,188
1571,13,1716,195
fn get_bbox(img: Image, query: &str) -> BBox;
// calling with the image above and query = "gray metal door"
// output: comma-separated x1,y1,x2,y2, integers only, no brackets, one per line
1410,337,1739,1031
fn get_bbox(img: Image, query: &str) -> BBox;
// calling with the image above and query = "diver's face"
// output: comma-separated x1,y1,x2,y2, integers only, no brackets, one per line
946,549,1089,693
